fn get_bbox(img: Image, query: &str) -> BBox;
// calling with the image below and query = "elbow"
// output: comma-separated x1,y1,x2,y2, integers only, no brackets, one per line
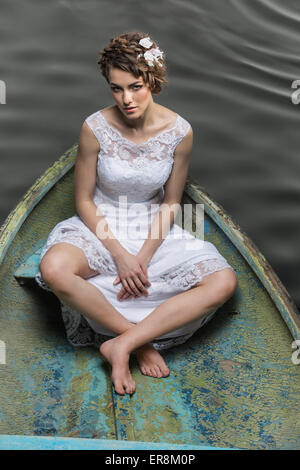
162,199,182,212
75,197,94,215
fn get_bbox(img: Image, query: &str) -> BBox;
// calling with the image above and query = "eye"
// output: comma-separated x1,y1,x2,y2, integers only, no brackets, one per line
111,84,142,92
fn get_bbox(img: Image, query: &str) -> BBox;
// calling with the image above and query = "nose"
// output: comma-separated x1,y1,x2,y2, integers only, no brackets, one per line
123,89,133,106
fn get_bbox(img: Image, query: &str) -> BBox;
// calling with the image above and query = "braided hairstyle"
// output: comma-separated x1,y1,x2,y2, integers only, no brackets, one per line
98,32,168,95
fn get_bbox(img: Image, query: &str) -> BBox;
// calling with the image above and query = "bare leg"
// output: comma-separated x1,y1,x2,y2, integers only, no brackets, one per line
100,268,238,393
134,344,170,379
40,243,168,393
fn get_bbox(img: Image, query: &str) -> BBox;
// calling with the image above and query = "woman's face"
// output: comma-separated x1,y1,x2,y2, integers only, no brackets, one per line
108,66,153,119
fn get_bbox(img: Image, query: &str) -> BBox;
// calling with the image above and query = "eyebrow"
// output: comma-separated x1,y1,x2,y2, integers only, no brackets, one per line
110,81,142,87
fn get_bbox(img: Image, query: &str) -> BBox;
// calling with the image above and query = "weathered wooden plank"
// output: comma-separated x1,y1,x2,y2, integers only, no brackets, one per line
0,434,236,450
14,245,43,282
2,146,300,450
112,211,300,450
0,169,116,440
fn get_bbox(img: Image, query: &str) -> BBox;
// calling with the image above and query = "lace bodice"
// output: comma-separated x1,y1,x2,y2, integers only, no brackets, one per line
36,107,234,347
36,107,232,349
85,109,191,203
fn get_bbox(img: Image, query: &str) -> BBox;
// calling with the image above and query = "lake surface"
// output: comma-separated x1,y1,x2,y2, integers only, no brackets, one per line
1,0,300,306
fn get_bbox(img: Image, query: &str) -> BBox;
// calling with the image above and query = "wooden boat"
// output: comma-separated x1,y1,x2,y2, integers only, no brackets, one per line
0,143,300,451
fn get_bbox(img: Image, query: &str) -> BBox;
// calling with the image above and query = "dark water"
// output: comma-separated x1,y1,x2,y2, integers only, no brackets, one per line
1,0,300,306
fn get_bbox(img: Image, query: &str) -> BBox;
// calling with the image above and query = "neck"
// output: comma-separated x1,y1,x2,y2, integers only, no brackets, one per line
116,100,156,131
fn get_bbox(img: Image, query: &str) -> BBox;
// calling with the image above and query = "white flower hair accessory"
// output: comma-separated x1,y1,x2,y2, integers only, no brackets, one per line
139,37,153,49
137,36,164,68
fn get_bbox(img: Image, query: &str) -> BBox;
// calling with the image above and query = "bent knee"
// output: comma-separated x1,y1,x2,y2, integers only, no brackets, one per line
201,268,237,304
216,268,238,300
40,255,72,292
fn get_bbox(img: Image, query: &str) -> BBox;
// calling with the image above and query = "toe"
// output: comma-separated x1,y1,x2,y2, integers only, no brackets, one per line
154,366,163,378
150,368,158,378
126,382,135,395
114,381,125,395
147,368,154,377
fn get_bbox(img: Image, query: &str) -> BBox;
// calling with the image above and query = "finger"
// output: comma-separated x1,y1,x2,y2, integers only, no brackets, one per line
140,265,148,280
130,275,147,295
117,288,125,300
142,266,151,283
139,266,151,287
113,276,121,285
135,267,151,290
122,279,136,297
135,281,148,297
133,275,149,296
127,277,141,296
137,272,151,290
122,292,131,300
129,277,144,297
119,287,131,300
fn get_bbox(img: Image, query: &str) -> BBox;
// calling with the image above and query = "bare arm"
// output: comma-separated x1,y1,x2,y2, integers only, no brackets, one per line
75,122,150,297
74,122,127,260
118,126,193,301
138,126,194,263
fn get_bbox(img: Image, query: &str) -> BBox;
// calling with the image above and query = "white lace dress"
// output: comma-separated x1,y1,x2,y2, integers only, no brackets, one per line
35,109,234,351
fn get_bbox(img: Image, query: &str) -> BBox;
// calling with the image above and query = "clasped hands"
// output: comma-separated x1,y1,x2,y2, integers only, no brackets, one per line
113,251,151,301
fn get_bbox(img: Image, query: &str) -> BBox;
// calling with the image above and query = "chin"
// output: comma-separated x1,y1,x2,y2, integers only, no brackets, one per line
125,109,141,118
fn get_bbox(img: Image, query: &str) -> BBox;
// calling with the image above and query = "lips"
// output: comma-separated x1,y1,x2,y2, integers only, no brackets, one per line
124,107,136,111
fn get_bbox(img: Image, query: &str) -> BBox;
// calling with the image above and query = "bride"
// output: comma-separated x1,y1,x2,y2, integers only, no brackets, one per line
36,32,237,396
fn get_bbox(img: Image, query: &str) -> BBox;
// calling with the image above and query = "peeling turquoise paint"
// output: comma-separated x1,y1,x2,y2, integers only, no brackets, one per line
0,435,239,450
1,150,300,450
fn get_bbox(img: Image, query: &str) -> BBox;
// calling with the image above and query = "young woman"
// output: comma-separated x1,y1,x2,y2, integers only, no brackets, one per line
36,32,237,396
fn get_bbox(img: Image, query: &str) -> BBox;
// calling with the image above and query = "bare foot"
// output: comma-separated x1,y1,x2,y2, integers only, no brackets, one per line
136,343,170,378
100,337,136,396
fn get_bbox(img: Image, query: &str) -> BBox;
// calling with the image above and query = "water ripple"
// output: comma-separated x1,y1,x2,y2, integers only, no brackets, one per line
1,0,300,305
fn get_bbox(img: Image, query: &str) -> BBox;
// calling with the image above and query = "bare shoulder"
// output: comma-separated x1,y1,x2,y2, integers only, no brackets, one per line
100,105,115,118
100,105,120,127
79,121,100,154
174,126,193,157
173,117,193,158
157,105,193,140
155,104,178,126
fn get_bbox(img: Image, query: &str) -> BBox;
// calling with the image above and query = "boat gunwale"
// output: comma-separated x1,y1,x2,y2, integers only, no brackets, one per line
0,143,78,265
185,177,300,341
0,145,299,341
1,145,300,448
0,434,240,450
